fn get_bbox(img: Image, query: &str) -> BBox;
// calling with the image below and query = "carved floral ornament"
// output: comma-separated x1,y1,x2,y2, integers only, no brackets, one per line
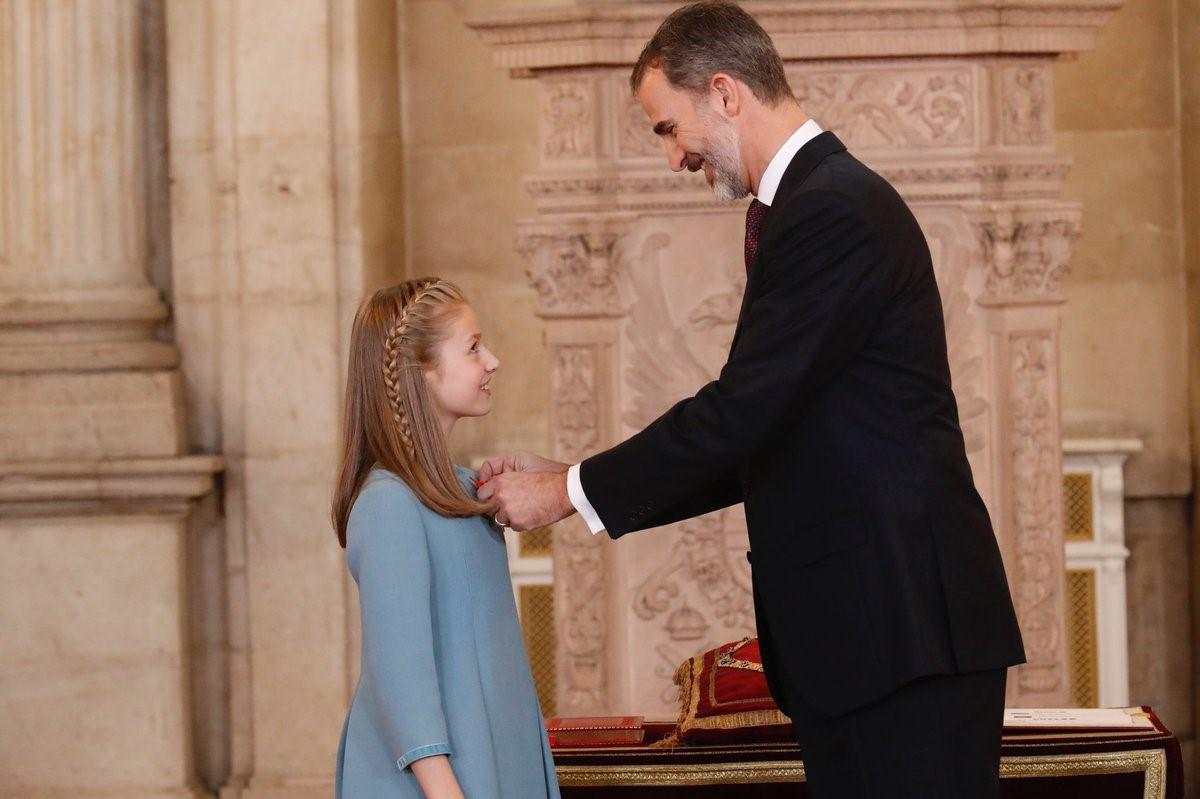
969,203,1081,304
787,66,976,150
549,344,611,712
517,222,629,318
1008,332,1066,694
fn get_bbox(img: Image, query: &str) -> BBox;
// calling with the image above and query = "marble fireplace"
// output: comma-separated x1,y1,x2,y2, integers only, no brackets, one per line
470,0,1120,718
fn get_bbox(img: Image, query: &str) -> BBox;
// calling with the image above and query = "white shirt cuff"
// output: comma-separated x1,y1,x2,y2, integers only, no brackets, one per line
567,463,606,535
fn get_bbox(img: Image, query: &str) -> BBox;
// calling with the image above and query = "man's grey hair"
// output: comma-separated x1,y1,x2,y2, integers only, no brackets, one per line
630,1,792,106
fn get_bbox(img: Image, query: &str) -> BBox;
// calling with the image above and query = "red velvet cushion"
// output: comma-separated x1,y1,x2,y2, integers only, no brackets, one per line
663,637,793,745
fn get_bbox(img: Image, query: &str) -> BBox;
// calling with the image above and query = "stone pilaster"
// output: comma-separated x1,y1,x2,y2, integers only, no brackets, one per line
165,0,404,796
0,3,219,798
518,218,629,715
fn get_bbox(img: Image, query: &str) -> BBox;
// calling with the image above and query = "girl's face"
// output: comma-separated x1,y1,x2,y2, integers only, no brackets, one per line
424,304,500,435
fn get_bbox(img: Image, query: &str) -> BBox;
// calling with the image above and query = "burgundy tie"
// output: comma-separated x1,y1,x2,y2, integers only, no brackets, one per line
744,198,768,275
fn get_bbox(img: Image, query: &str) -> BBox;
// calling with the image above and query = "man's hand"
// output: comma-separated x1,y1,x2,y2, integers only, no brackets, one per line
477,470,575,532
477,451,568,483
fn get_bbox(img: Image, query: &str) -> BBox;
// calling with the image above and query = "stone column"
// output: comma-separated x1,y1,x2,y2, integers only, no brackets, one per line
472,0,1120,715
971,200,1082,703
0,3,220,798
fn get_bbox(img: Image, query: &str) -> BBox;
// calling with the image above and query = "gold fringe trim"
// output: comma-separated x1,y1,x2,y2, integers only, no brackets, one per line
681,708,792,733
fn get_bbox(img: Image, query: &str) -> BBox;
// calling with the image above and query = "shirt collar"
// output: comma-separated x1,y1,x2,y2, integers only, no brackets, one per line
754,119,823,207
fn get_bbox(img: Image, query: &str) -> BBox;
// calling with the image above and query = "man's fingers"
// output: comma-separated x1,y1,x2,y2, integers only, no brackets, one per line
478,455,507,482
477,480,496,501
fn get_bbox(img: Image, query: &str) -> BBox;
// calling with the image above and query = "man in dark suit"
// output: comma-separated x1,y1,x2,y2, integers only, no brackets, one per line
479,2,1025,796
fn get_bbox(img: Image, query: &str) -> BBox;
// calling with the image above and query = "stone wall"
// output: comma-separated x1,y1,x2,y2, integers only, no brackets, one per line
400,0,547,466
164,0,404,795
1053,0,1196,783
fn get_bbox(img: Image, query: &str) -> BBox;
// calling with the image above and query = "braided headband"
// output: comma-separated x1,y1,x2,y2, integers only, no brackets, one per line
381,280,448,457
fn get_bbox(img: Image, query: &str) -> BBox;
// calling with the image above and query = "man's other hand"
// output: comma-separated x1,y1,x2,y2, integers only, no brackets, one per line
477,451,568,483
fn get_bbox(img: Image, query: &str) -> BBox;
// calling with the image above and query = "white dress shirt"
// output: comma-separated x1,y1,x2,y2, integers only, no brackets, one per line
567,118,825,535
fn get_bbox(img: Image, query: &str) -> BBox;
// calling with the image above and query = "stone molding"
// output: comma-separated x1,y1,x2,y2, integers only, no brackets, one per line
468,1,1120,71
525,158,1074,213
0,292,177,373
0,455,222,517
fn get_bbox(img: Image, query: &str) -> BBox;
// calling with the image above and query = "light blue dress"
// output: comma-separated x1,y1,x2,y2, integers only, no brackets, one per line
335,466,560,798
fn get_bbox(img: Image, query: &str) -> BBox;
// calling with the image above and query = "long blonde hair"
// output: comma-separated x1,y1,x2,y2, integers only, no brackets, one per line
332,278,492,547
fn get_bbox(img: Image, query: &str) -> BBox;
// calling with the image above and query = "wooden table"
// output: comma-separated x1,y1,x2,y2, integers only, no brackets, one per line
551,708,1183,798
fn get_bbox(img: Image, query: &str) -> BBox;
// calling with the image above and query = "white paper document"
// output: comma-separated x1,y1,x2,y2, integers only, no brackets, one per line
1003,708,1154,729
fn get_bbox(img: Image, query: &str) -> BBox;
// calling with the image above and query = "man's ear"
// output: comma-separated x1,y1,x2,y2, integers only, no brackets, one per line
710,73,741,118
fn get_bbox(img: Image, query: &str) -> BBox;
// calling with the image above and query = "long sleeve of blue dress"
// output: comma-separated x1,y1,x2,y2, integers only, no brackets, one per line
346,479,453,771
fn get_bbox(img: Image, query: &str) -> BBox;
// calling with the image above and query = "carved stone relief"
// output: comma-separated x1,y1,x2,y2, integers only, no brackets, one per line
517,223,626,317
550,344,609,713
1008,332,1067,695
1001,65,1052,147
617,230,755,712
920,217,990,467
541,78,594,160
971,204,1081,303
617,83,662,159
788,65,976,149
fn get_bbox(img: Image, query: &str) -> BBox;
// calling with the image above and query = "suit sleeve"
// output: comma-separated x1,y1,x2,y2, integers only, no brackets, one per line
347,479,453,771
581,191,888,538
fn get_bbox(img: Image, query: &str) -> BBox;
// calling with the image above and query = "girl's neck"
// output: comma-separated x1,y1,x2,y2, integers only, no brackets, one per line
437,411,458,440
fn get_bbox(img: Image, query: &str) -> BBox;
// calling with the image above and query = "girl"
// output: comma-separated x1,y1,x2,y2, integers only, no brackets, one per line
332,279,559,799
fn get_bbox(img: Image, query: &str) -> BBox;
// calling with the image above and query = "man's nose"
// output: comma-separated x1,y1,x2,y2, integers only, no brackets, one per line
666,140,686,173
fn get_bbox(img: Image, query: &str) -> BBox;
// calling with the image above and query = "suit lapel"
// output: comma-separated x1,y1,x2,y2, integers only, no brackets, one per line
729,132,848,352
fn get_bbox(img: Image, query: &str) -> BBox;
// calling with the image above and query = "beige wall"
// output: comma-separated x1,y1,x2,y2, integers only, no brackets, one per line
398,0,551,465
1053,0,1196,783
1181,0,1200,789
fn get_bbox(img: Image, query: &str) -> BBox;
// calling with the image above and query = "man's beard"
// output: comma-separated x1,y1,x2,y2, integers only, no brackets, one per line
699,117,749,202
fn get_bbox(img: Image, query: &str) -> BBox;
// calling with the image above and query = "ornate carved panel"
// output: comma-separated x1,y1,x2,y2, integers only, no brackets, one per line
970,203,1082,303
787,64,977,150
1000,64,1053,147
1008,332,1068,696
517,221,628,318
615,73,661,160
917,214,992,499
541,78,595,161
550,343,610,713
